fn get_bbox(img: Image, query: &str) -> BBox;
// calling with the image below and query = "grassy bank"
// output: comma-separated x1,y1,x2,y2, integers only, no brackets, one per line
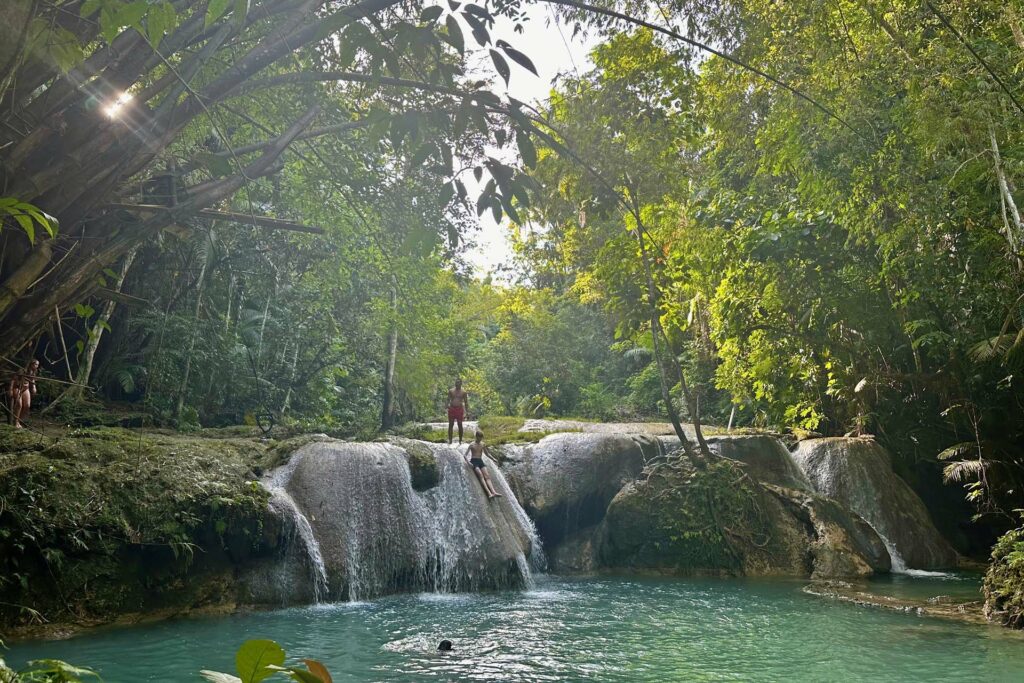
401,415,574,445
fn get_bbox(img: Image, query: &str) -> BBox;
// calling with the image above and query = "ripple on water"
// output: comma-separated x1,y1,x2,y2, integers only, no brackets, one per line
8,576,1024,683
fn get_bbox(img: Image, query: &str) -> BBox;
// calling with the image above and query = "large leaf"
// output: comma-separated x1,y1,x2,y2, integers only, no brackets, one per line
24,660,100,679
145,2,177,48
497,41,538,76
233,0,250,30
303,659,333,683
235,639,286,683
205,0,233,27
443,15,464,54
420,6,443,23
489,50,510,85
516,131,537,168
461,11,490,46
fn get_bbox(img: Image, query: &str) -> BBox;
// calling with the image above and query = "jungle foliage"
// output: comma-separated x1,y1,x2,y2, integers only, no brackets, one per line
4,1,1024,528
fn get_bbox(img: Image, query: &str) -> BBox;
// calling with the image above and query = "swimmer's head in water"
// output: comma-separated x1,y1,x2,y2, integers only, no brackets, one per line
438,639,453,651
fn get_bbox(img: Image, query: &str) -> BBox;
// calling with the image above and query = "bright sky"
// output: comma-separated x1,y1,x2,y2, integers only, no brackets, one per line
458,6,599,277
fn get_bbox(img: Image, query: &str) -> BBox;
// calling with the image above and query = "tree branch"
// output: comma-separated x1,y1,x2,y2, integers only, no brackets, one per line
108,204,325,235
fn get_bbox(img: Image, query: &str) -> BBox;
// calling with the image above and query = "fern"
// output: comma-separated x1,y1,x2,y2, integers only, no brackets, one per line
937,442,977,461
623,346,653,361
943,458,987,483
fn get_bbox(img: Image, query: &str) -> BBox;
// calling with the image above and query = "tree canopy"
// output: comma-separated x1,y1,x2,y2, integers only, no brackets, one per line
4,0,1024,517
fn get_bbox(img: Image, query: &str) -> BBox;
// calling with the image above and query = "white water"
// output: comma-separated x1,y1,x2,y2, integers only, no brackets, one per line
266,489,330,602
873,527,954,578
260,441,542,603
263,454,331,603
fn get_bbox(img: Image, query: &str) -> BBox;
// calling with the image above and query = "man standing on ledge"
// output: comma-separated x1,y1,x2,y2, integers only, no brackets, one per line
447,379,470,445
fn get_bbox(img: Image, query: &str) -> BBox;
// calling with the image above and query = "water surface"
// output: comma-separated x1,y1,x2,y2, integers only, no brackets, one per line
7,575,1023,682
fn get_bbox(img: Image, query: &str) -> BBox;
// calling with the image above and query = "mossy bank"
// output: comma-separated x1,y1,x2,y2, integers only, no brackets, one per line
984,525,1024,628
0,426,316,638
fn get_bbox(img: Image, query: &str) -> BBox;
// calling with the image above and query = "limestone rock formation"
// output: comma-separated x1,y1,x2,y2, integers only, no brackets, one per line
792,438,959,569
599,458,889,579
253,440,539,602
500,433,666,559
709,435,813,491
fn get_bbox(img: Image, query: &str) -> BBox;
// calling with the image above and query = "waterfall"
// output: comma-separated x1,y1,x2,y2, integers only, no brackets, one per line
792,438,958,571
266,488,329,602
263,455,329,602
871,528,952,578
260,440,541,603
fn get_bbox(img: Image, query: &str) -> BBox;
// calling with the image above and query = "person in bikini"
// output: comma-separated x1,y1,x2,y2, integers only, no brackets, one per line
8,359,39,429
447,378,469,444
465,430,502,499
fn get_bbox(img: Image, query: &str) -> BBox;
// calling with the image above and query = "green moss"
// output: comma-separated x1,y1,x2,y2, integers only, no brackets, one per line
477,415,526,435
0,425,272,630
984,526,1024,628
602,458,795,575
391,440,440,491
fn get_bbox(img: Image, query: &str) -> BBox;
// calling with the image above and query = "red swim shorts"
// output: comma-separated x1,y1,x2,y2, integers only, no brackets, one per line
447,406,465,421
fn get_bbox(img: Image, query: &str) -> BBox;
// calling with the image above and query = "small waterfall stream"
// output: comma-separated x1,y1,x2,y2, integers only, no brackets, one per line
871,528,952,578
792,438,958,571
257,440,542,604
263,455,330,602
266,488,329,602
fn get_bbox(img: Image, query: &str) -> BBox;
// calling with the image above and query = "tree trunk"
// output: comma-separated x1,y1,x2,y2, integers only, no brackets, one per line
50,248,136,407
76,249,136,389
992,128,1023,268
380,286,399,430
633,225,707,463
175,235,211,423
1009,6,1024,51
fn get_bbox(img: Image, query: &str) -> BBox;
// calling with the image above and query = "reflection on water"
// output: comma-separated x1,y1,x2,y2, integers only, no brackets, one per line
7,575,1024,682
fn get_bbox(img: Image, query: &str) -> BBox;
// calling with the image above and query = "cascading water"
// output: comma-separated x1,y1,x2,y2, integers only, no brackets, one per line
266,488,330,602
792,438,958,571
869,528,952,578
258,440,541,603
263,456,329,602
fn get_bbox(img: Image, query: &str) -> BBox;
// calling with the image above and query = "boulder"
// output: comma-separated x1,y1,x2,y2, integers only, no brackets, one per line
599,458,889,579
766,485,891,578
792,438,959,569
500,433,666,551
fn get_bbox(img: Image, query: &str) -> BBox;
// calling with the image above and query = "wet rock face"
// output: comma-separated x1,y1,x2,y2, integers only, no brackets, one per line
708,435,813,492
766,486,891,579
792,438,959,570
264,440,539,601
599,459,890,580
500,432,889,578
500,433,666,551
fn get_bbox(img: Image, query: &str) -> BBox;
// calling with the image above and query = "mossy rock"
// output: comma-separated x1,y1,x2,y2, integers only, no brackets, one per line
600,458,810,576
390,438,440,491
0,425,274,633
984,526,1024,628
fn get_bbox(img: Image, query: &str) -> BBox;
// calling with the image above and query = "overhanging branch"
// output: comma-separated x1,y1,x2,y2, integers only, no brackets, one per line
108,204,325,235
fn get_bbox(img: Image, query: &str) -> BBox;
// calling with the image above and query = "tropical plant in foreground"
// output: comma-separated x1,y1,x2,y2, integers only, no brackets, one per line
201,639,332,683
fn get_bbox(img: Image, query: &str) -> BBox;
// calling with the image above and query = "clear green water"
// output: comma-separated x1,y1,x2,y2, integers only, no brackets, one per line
7,575,1024,682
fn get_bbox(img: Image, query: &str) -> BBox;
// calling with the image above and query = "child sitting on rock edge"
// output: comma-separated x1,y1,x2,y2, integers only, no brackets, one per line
464,430,503,499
